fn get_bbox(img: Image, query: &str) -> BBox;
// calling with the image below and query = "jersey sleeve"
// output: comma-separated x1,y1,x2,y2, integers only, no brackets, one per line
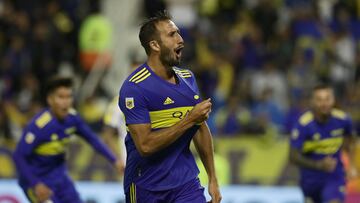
13,125,41,187
75,115,117,163
290,122,307,150
119,82,150,125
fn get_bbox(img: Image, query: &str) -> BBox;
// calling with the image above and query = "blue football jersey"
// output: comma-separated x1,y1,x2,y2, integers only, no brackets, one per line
119,63,202,191
13,108,116,187
290,109,353,183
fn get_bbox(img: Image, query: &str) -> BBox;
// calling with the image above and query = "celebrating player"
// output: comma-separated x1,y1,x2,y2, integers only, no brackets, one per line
118,11,221,203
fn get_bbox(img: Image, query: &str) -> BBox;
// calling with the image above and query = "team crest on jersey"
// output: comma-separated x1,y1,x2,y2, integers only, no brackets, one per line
25,132,35,144
126,97,134,109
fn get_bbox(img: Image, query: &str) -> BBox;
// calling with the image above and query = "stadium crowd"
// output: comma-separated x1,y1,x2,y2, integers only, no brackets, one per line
1,0,360,144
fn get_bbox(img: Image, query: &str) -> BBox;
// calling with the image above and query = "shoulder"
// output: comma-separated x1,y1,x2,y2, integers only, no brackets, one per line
297,111,314,127
126,65,152,85
31,109,53,129
331,108,349,120
120,65,152,94
66,108,82,124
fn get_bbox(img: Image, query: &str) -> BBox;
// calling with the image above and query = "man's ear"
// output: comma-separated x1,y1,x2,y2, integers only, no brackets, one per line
149,40,160,52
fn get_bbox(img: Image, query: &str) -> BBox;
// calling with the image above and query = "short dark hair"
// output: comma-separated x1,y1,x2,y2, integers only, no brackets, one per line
312,83,333,92
44,76,73,97
139,10,172,55
311,83,334,97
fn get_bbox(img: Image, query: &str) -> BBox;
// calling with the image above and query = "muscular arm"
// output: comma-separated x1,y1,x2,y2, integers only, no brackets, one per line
193,122,216,181
289,148,321,170
128,99,212,157
289,148,336,172
193,122,222,203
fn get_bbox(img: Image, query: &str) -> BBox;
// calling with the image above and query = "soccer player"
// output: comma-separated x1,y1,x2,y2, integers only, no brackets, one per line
118,11,221,203
290,84,357,203
13,76,123,203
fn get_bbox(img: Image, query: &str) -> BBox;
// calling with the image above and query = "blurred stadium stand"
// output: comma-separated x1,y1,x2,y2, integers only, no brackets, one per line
2,0,360,202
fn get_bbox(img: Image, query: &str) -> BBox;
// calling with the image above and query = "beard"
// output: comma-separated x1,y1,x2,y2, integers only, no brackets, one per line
159,43,180,67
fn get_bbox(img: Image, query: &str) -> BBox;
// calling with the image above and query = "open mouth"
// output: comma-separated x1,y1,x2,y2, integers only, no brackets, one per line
174,46,184,57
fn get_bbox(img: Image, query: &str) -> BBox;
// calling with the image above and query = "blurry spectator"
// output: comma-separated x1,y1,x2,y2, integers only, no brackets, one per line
236,23,266,71
252,88,285,131
3,35,31,84
287,50,316,100
250,58,288,110
79,4,112,72
215,95,251,135
31,20,57,82
252,0,278,43
328,28,356,97
166,0,197,28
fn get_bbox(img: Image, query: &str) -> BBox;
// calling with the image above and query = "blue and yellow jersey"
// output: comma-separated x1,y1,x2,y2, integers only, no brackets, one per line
13,108,116,187
290,109,353,182
119,63,202,191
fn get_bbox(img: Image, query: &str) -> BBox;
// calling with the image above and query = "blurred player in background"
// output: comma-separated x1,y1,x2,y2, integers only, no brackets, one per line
119,11,221,203
13,76,123,203
290,84,357,203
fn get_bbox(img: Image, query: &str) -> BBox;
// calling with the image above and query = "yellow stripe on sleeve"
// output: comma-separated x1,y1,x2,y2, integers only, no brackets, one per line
130,70,149,82
134,72,151,83
35,111,52,128
129,68,147,81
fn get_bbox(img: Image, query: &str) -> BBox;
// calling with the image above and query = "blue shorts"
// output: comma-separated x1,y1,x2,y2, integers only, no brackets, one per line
126,178,206,203
20,174,82,203
301,177,345,203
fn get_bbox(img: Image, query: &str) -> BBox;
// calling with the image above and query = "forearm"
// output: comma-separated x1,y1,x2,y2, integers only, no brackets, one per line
194,123,217,181
289,148,320,170
133,116,196,156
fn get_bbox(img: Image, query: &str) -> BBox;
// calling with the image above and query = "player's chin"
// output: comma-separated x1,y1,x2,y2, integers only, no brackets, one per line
320,111,331,116
169,59,181,67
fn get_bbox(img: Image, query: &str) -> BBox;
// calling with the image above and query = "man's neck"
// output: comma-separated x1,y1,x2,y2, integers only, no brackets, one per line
314,112,331,124
147,56,176,83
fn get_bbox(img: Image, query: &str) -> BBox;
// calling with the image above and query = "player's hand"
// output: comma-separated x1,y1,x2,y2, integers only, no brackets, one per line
317,156,337,172
187,98,212,123
208,179,221,203
34,182,53,202
114,159,125,175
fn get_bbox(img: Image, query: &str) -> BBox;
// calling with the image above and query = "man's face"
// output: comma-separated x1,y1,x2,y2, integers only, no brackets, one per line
311,88,335,116
47,87,73,119
155,20,184,67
